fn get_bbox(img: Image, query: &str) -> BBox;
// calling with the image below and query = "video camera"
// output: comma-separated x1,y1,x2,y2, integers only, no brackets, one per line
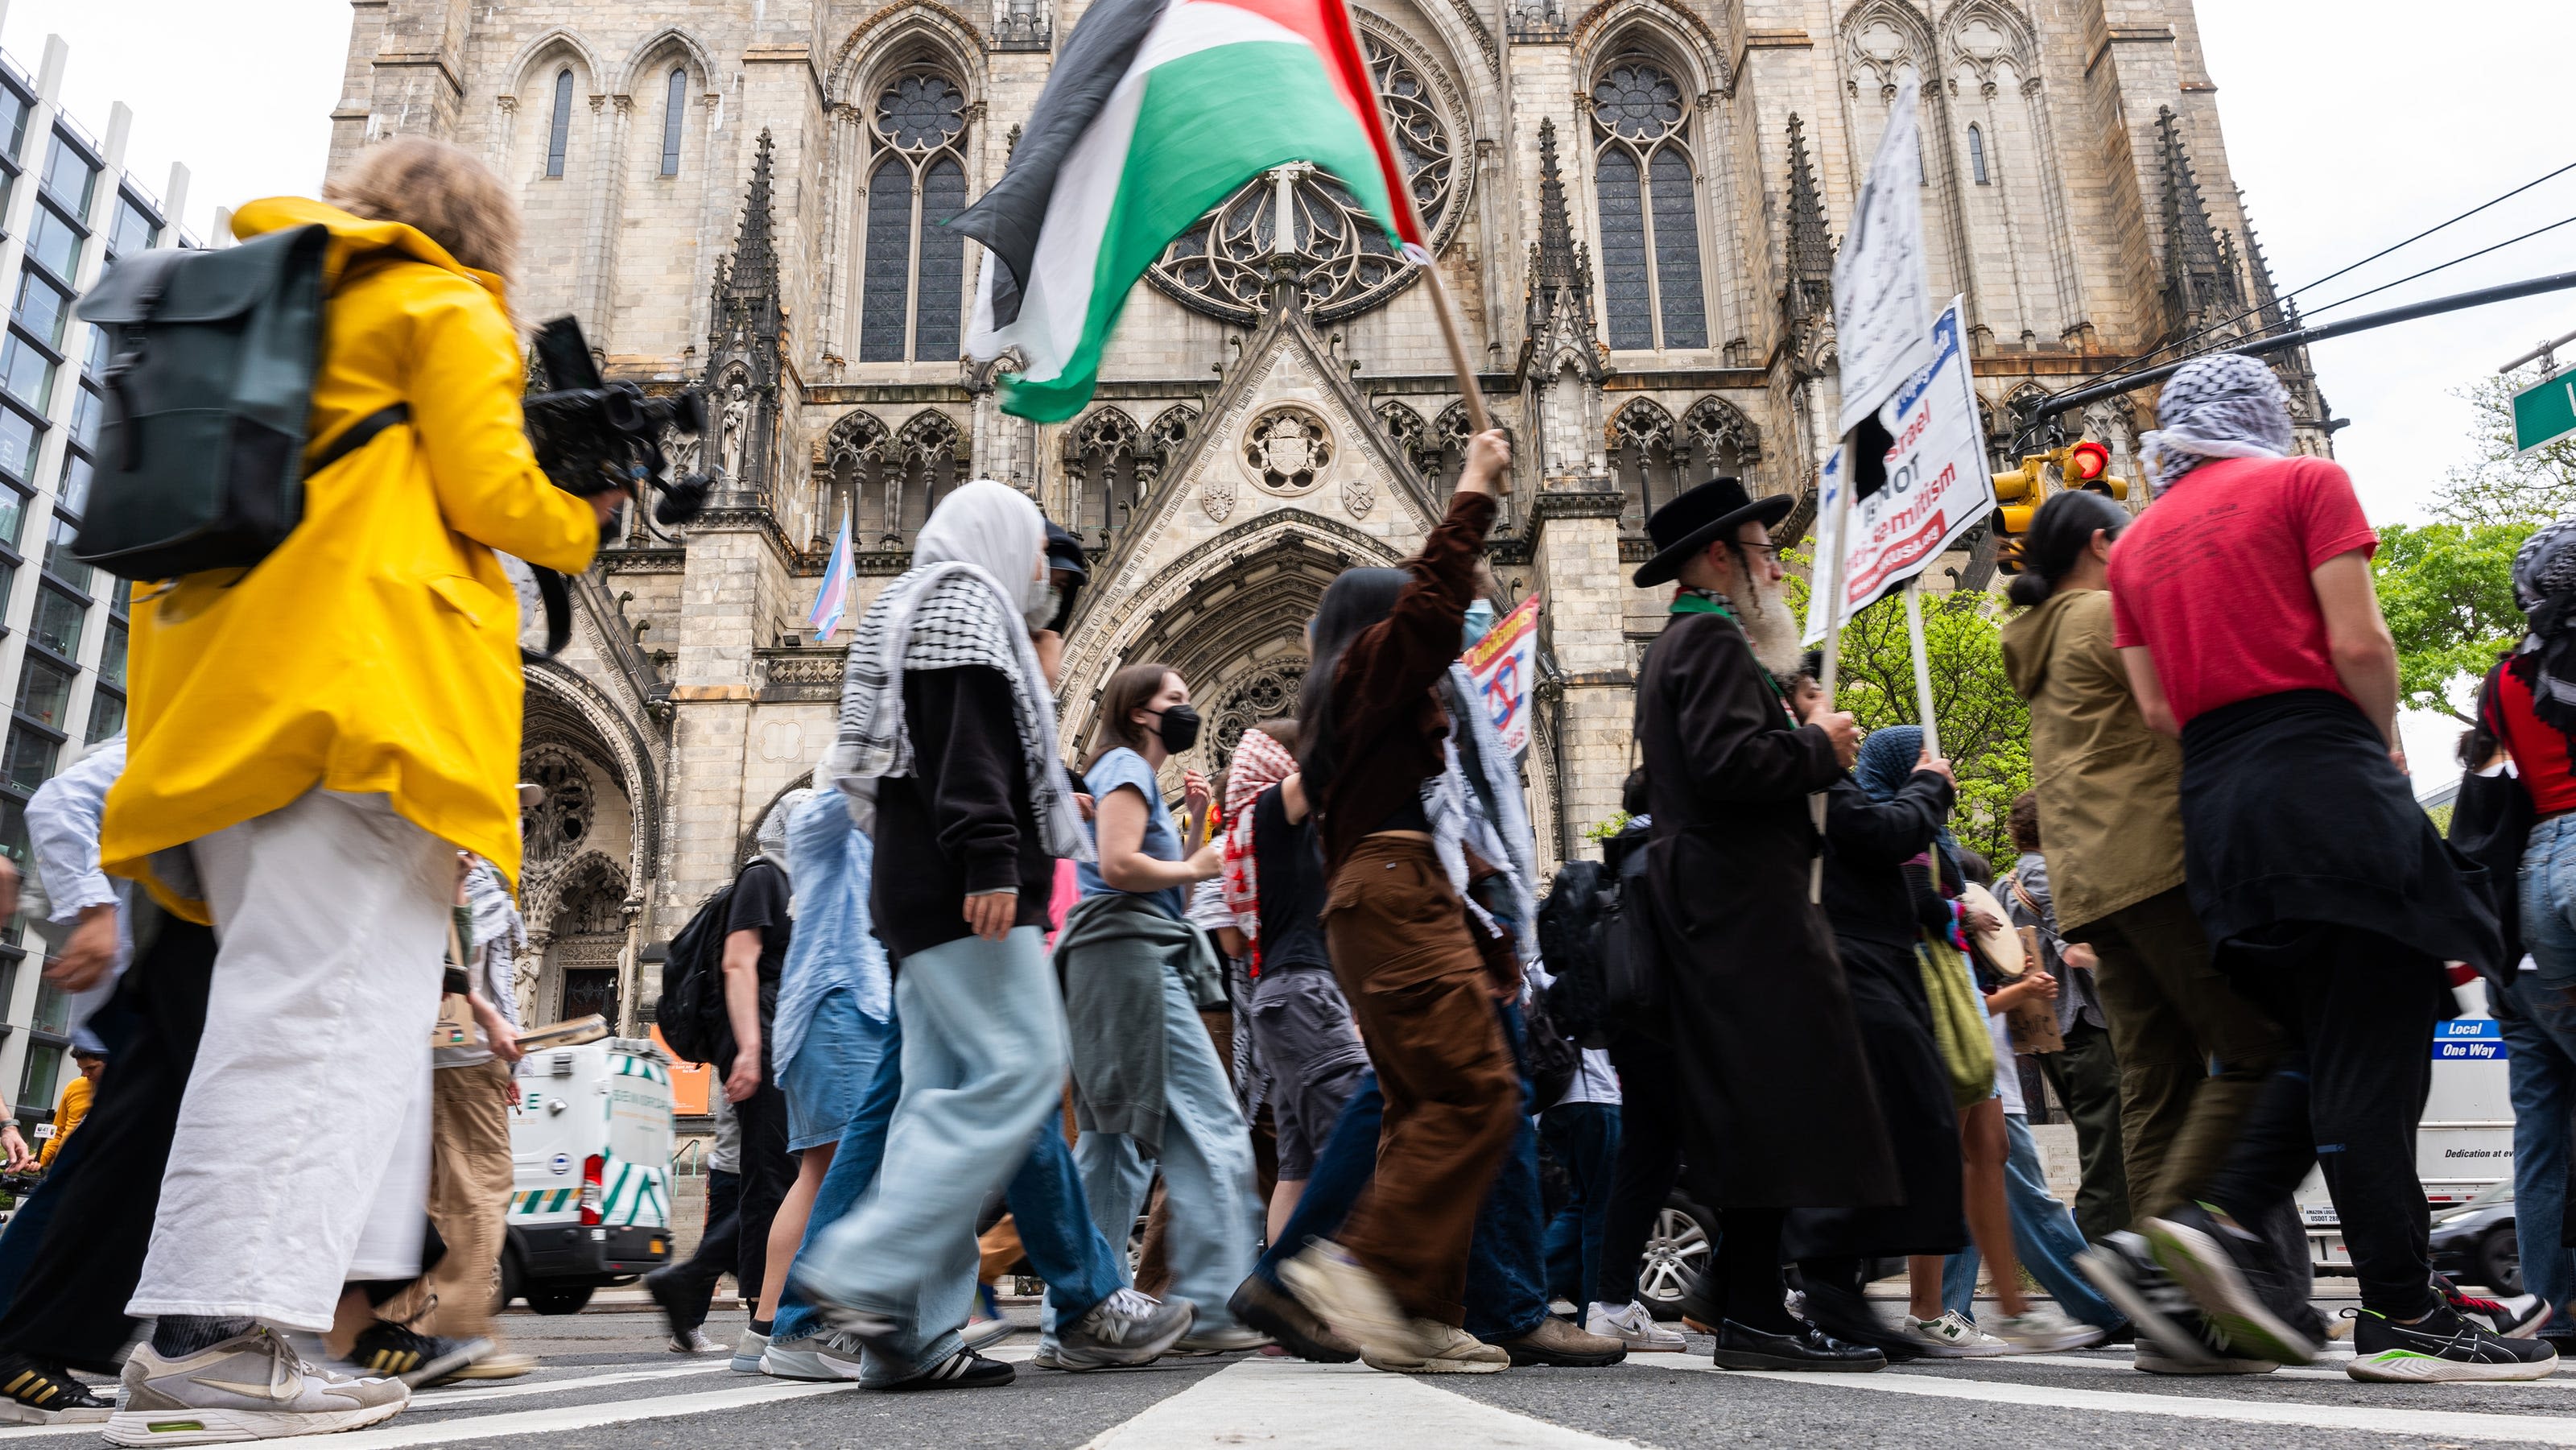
522,316,712,531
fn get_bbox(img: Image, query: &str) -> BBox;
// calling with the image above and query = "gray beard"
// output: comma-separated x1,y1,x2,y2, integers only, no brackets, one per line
1733,574,1802,678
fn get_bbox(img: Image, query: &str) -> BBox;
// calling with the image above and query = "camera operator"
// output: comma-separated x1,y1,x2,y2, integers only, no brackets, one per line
97,136,620,1441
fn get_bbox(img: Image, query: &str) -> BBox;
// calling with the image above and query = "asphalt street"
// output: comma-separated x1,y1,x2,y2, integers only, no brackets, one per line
44,1306,2576,1450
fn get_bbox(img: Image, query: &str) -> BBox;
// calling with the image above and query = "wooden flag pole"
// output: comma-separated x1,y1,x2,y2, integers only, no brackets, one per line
1418,261,1506,494
1808,436,1856,903
1903,576,1942,894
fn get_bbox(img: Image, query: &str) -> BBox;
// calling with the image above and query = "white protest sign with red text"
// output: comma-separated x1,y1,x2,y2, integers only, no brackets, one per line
1463,593,1541,758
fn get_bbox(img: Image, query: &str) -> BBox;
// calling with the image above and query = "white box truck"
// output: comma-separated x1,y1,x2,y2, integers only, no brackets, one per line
503,1037,676,1314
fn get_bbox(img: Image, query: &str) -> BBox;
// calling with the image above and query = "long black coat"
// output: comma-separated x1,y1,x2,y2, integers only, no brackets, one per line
1786,773,1971,1258
1637,611,1900,1209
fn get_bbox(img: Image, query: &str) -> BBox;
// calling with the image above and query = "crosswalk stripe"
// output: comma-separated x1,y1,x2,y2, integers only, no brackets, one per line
1080,1357,1633,1448
411,1363,732,1406
1996,1351,2576,1386
304,1379,863,1447
1671,1361,2576,1444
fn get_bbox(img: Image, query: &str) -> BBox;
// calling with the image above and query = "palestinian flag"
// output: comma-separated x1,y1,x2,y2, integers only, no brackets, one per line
953,0,1424,423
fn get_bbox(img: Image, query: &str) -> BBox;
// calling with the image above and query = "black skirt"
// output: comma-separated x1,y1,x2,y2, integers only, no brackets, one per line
1783,936,1968,1260
2179,689,2502,978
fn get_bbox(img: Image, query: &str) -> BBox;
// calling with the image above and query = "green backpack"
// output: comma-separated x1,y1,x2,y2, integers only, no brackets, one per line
73,223,406,581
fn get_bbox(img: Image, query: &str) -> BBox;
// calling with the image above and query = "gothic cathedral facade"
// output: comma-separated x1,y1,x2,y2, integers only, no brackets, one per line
324,0,2321,1030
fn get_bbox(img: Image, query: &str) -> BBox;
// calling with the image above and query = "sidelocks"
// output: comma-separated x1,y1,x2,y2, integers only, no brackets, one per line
1989,439,2130,573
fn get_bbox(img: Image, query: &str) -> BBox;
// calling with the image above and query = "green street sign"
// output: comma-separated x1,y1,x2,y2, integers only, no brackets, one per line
2516,370,2576,454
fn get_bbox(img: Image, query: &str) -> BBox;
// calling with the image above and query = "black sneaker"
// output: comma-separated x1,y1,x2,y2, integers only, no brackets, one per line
345,1320,492,1387
0,1353,111,1423
877,1347,1014,1391
2081,1232,2219,1369
2141,1205,2316,1365
2348,1304,2562,1382
2433,1272,2553,1338
642,1268,704,1345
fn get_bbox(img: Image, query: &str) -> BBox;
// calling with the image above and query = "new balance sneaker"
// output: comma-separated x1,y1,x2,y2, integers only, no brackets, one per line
1279,1241,1443,1367
728,1328,771,1375
1900,1311,2012,1357
1228,1275,1359,1364
2434,1273,2552,1338
761,1332,869,1382
1356,1322,1509,1374
1587,1299,1688,1353
876,1347,1013,1391
2142,1204,2317,1365
105,1326,410,1446
1993,1304,2107,1353
2347,1304,2561,1382
1053,1288,1196,1369
0,1353,112,1424
344,1322,490,1388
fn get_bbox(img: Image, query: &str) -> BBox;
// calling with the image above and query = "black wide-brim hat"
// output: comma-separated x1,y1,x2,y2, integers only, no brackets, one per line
1633,477,1794,587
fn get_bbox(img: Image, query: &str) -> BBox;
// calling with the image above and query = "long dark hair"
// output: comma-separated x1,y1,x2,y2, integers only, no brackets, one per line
1295,568,1409,799
1088,661,1176,770
2004,490,2130,607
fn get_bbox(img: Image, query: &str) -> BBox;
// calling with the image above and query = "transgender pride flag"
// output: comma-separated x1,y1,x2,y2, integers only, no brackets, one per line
808,511,855,640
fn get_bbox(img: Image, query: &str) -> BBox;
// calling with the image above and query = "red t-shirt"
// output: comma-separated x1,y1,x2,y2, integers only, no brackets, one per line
2491,665,2576,816
2107,456,2379,728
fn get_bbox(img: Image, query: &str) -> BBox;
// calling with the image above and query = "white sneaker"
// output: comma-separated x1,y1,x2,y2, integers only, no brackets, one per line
1995,1305,2107,1353
1901,1312,2013,1357
1055,1288,1196,1369
728,1328,770,1374
106,1327,410,1446
1587,1300,1688,1353
1171,1325,1273,1354
668,1328,720,1355
760,1332,867,1382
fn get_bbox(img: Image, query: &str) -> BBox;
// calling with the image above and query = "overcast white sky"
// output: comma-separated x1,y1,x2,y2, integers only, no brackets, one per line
16,0,2571,770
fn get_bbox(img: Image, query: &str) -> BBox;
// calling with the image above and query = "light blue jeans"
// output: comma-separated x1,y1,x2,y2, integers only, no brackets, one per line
1069,962,1260,1335
1942,1110,2124,1329
2513,813,2576,1326
793,927,1067,1383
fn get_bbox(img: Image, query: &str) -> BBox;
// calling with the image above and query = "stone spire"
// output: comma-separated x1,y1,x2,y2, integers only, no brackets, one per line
1782,114,1834,324
2156,106,2244,342
1523,118,1594,342
2236,192,2331,439
706,130,788,502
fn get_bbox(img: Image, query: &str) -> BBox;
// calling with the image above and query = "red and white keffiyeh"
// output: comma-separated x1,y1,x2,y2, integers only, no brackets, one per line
1219,728,1298,970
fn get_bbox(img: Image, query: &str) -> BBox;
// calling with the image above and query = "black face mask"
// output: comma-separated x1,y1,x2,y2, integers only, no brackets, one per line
1148,703,1202,754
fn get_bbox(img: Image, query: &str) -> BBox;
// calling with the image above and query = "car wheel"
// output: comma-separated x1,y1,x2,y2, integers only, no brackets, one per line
523,1282,597,1316
1638,1195,1713,1321
2479,1225,2524,1297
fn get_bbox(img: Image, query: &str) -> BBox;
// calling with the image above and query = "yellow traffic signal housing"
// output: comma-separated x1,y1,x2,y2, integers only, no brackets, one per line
1988,453,2054,573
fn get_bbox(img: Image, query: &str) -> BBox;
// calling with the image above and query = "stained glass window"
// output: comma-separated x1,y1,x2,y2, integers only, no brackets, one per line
1593,57,1705,351
858,155,914,362
1968,125,1990,185
661,68,688,176
857,72,972,363
546,69,574,179
1596,148,1650,350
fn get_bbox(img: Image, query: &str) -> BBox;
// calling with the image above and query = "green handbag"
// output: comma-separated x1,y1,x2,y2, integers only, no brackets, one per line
1916,935,1997,1110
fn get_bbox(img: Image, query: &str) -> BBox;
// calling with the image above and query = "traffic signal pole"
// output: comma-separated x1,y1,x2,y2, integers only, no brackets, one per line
2017,269,2576,429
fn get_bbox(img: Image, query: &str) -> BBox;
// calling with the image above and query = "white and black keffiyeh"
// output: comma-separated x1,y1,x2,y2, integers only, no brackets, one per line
2512,510,2576,736
823,479,1092,863
2138,353,2295,494
1426,664,1540,965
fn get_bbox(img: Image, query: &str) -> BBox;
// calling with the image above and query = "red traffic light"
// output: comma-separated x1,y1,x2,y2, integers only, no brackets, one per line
2067,440,2112,484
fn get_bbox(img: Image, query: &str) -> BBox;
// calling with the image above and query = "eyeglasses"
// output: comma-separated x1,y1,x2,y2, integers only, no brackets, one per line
1734,543,1785,562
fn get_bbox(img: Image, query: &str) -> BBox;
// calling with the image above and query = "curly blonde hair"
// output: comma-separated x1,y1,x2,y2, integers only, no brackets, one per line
323,136,521,284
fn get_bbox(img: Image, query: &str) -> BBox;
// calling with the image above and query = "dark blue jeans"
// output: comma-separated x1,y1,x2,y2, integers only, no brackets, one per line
769,1015,1126,1353
1253,1004,1550,1341
1538,1102,1620,1311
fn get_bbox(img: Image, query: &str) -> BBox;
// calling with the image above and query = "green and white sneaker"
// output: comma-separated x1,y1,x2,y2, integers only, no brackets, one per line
2347,1305,2560,1383
106,1326,409,1446
1899,1312,2011,1357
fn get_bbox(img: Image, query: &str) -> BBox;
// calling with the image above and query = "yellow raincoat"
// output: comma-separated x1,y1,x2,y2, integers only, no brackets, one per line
101,198,601,910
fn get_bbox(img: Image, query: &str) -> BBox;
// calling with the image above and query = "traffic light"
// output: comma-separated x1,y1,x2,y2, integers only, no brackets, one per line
2063,440,2130,502
1988,453,2051,573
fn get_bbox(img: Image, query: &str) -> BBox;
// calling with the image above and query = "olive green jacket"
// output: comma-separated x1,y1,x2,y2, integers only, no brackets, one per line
2000,589,2186,935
